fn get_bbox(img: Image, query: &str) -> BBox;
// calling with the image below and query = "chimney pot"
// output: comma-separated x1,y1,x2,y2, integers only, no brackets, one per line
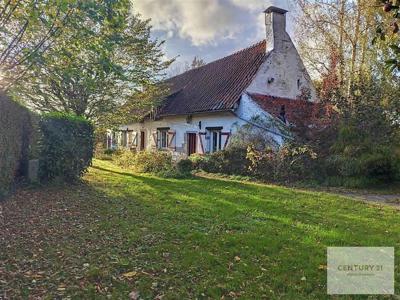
264,6,288,14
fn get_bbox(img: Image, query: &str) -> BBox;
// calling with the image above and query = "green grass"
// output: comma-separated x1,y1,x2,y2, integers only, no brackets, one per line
1,159,399,299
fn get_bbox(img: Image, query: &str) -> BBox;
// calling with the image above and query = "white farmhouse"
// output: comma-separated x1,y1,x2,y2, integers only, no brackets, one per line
108,6,317,157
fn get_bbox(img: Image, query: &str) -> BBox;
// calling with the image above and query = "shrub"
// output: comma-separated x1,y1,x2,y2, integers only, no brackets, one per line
190,146,249,175
133,151,172,173
219,146,249,175
94,143,114,161
157,166,188,179
176,159,193,175
113,150,136,168
323,146,400,186
0,94,35,198
113,150,188,177
247,144,317,183
189,154,210,170
358,150,399,182
104,149,116,155
39,113,94,183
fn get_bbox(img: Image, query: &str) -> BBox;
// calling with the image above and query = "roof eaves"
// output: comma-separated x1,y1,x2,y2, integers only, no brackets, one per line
157,108,236,118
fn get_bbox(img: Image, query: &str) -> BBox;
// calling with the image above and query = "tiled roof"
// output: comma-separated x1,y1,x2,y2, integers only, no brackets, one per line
249,93,320,127
157,40,267,116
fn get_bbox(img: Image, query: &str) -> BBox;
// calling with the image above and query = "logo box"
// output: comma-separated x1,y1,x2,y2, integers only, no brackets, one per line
327,247,394,295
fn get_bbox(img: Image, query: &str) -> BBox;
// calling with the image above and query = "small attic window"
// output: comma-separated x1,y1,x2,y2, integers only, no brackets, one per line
297,79,301,89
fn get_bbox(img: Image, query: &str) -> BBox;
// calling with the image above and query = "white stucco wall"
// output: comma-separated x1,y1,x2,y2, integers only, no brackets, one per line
247,11,317,102
236,93,285,145
118,112,243,157
114,93,288,156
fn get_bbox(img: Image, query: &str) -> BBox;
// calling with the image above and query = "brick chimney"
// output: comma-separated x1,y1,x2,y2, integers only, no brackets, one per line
264,6,289,52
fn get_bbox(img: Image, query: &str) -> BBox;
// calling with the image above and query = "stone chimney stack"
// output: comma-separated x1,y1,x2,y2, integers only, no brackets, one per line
264,6,289,52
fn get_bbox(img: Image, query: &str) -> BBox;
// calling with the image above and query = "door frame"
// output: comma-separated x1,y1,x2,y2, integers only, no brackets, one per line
187,132,197,156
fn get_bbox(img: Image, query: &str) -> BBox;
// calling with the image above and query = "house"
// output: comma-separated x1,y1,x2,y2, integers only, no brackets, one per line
108,6,317,157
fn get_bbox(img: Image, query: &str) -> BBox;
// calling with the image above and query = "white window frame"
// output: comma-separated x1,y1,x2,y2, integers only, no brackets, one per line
158,129,169,149
208,130,222,153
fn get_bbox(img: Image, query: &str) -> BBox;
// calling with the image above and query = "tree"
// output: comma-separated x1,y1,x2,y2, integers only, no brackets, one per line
168,56,206,77
190,56,206,69
11,1,171,124
375,0,400,72
295,0,378,97
0,0,75,90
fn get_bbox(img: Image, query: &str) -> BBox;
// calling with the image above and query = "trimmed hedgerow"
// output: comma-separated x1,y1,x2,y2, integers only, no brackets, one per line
0,93,34,198
39,113,94,183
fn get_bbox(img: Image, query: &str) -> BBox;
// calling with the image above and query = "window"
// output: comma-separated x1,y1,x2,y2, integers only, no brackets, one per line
157,129,169,149
121,131,127,147
208,129,222,153
128,132,133,146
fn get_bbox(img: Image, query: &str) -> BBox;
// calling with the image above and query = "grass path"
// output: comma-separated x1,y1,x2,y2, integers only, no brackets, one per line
1,160,400,299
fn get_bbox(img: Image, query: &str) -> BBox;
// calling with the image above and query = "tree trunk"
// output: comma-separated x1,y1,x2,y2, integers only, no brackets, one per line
338,0,346,92
348,0,362,98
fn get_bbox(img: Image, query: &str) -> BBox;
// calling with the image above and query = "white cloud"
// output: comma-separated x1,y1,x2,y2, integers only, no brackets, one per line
231,0,265,11
133,0,294,46
134,0,244,46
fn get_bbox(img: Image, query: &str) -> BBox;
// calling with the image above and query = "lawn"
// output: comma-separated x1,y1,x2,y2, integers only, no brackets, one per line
1,160,399,299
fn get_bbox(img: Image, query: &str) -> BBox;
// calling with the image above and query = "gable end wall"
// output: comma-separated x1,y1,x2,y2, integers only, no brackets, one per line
246,33,317,102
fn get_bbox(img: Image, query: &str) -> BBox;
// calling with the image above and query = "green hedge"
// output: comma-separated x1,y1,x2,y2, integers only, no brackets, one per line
39,113,94,182
0,93,34,198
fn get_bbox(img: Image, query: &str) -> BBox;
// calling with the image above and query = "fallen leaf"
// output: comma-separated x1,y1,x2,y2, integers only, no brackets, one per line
123,271,138,278
234,256,241,262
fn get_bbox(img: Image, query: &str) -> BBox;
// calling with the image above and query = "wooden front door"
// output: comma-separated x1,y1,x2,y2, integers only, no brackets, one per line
187,133,197,156
140,131,145,150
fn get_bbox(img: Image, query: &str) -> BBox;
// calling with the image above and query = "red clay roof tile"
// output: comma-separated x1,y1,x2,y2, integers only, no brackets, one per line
158,40,267,116
249,93,318,126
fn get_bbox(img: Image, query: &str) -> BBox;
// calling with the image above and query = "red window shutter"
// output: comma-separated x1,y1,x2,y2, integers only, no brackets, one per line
151,131,158,148
198,132,207,154
221,132,231,150
168,131,176,150
132,132,138,147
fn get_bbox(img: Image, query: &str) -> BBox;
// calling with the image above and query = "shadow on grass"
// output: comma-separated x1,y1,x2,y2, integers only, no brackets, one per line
90,164,399,246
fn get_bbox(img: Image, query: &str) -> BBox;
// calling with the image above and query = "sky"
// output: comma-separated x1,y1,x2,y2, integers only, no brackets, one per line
133,0,297,72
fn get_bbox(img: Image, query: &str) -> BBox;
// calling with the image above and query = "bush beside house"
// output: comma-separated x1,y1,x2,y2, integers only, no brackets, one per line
113,150,192,178
39,113,94,183
0,93,36,198
106,134,399,187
